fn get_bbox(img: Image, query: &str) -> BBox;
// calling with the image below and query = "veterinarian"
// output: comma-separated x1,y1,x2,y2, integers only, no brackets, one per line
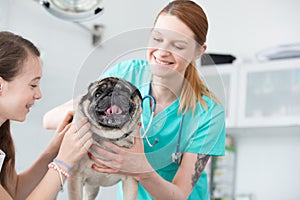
0,31,93,199
43,0,226,199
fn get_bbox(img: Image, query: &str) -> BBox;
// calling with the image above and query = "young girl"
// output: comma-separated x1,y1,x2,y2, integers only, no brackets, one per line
0,31,93,200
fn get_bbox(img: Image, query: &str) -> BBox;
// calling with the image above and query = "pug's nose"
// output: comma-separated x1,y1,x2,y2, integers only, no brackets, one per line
105,105,123,115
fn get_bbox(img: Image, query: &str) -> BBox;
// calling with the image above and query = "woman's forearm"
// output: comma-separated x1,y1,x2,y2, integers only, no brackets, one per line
138,171,186,200
43,99,74,130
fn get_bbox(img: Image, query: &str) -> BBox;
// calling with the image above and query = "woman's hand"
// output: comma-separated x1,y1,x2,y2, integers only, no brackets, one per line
89,126,153,178
56,117,93,168
43,99,75,130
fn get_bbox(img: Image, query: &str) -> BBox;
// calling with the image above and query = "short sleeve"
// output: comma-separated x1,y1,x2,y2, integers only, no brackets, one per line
101,60,128,78
185,100,226,156
101,59,148,80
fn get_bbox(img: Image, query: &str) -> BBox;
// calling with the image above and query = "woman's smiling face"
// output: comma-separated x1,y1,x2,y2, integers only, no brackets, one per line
147,14,201,78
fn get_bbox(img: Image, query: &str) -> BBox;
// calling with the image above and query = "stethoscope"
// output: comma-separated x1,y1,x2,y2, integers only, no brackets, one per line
140,82,184,165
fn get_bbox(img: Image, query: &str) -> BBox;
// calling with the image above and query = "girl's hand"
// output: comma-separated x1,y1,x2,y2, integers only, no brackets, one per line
89,126,153,178
56,117,93,168
45,111,74,155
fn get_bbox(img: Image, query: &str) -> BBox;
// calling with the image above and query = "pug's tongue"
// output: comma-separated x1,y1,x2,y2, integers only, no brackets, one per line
105,105,122,115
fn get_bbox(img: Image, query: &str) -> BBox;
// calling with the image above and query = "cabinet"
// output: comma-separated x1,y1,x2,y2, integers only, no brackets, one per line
199,58,300,129
238,59,300,127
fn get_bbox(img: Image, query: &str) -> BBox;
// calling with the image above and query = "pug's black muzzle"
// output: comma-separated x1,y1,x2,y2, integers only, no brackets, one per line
91,89,136,128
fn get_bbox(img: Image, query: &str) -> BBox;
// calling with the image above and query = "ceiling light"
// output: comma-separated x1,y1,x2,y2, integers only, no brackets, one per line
40,0,103,22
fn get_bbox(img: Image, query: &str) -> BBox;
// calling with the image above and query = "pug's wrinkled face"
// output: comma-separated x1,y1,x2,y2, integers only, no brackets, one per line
78,77,142,140
90,77,141,128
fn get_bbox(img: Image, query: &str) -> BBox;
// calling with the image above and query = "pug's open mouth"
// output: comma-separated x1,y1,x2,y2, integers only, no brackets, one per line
92,94,136,128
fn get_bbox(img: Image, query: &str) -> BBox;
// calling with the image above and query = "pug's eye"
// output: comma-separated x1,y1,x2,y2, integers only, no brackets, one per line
101,83,107,91
95,92,101,98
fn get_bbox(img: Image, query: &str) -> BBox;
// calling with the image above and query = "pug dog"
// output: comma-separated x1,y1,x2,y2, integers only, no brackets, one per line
68,77,142,200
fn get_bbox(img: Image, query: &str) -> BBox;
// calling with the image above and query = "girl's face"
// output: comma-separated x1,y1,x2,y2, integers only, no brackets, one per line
0,54,42,122
147,14,204,78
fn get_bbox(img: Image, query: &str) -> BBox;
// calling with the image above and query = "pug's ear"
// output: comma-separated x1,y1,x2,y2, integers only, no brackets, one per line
88,80,99,91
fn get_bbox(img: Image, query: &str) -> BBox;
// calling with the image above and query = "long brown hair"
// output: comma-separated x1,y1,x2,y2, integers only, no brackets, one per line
155,0,220,113
0,31,40,191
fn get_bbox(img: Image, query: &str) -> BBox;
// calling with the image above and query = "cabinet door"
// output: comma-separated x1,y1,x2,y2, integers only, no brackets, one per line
199,65,238,128
238,59,300,127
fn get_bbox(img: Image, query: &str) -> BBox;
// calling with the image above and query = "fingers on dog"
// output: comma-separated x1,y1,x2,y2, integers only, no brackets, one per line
90,144,104,155
71,118,89,134
83,137,93,150
103,142,121,154
57,112,74,132
65,111,74,123
91,144,116,159
134,123,142,138
76,122,91,138
60,123,72,134
80,131,93,148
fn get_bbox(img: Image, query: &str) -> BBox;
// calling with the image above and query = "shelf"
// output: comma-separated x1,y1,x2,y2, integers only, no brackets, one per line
227,125,300,137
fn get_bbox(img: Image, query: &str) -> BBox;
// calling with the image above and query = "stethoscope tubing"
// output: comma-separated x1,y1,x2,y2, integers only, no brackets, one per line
141,94,156,147
140,82,184,164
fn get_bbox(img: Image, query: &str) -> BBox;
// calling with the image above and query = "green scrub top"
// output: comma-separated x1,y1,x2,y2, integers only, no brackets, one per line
101,59,226,200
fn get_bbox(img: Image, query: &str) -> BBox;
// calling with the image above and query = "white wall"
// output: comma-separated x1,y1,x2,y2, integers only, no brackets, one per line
232,130,300,200
2,0,300,199
201,0,300,61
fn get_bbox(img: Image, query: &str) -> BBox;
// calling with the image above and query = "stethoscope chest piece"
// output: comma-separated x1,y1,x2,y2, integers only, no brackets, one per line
172,152,183,165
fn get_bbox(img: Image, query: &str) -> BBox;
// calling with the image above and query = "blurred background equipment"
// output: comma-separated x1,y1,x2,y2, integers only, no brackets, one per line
206,135,236,200
201,53,236,66
256,43,300,61
39,0,103,22
35,0,105,46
